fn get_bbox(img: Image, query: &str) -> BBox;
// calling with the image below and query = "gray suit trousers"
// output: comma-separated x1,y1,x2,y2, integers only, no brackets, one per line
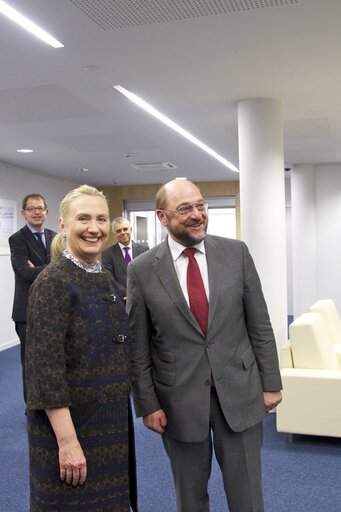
162,388,264,512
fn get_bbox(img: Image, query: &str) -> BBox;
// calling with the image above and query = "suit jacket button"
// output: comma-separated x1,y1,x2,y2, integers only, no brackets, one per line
113,334,126,343
205,380,211,386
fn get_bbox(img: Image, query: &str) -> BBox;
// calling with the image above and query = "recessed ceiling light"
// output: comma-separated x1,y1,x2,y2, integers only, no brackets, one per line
81,168,89,172
83,65,99,72
0,0,64,48
113,85,239,173
17,148,33,153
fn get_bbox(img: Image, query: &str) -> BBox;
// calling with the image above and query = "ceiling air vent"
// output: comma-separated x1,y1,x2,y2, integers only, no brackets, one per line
131,161,177,172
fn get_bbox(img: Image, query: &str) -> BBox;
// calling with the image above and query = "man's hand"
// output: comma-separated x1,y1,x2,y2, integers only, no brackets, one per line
263,391,282,413
27,260,35,267
143,409,168,434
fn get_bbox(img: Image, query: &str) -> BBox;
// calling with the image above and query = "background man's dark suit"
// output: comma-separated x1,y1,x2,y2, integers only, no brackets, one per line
102,241,149,298
9,225,56,400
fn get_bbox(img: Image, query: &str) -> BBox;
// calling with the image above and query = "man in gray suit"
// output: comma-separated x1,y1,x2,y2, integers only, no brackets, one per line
126,179,282,512
102,217,149,299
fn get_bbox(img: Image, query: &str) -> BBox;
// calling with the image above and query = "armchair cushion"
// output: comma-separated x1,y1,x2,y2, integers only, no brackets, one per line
308,298,341,344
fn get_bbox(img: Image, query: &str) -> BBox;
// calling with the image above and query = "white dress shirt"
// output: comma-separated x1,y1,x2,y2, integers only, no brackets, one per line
119,242,132,259
167,236,209,306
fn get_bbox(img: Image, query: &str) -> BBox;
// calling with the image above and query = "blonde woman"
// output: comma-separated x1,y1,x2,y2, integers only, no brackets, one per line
26,185,137,512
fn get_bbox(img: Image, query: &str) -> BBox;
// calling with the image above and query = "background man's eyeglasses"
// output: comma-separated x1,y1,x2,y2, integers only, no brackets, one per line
25,207,46,213
160,201,208,216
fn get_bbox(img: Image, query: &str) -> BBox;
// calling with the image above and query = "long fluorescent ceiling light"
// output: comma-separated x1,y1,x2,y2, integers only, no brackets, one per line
113,85,239,173
0,1,64,48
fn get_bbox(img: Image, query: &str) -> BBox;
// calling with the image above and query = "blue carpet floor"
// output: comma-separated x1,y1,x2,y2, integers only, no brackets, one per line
1,345,341,511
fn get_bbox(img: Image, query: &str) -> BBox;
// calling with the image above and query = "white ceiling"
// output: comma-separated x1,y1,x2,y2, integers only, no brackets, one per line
0,0,340,186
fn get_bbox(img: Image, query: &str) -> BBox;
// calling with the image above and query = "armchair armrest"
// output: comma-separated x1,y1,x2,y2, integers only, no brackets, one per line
279,341,293,369
334,343,341,367
276,368,341,437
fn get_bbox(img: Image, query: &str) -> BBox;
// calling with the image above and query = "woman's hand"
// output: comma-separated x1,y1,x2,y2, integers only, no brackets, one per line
59,439,87,486
46,407,87,486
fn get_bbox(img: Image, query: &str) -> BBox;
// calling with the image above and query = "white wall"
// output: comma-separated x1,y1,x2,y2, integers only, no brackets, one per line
285,176,293,317
315,164,341,311
290,163,341,316
0,162,79,350
291,165,317,317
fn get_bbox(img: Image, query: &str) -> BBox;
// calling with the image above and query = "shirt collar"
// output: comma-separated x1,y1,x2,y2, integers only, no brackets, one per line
27,224,44,234
118,242,132,250
167,235,206,262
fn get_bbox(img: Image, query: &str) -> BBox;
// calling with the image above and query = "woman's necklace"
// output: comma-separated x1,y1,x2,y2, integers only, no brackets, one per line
63,250,102,273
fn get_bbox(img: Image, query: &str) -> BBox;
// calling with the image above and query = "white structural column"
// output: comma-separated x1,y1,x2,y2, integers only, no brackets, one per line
291,164,316,317
238,99,287,349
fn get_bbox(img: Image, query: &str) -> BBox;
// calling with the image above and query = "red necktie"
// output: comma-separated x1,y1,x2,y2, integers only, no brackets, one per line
183,248,209,335
123,247,131,264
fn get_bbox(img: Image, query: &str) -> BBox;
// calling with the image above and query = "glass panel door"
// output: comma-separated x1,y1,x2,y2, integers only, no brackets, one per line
128,210,155,246
207,207,236,239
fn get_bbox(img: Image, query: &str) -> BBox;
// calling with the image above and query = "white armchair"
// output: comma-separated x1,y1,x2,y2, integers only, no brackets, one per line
276,311,341,438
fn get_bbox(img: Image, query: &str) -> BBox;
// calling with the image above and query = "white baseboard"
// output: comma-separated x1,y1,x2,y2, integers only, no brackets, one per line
0,339,19,351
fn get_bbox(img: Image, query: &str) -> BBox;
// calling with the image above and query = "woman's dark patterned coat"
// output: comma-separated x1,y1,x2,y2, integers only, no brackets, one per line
26,255,137,512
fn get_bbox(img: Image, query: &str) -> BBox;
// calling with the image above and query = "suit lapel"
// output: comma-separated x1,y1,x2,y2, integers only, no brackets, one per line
131,241,137,258
21,226,46,262
22,226,55,263
153,240,202,333
205,237,225,332
113,243,126,273
132,241,145,258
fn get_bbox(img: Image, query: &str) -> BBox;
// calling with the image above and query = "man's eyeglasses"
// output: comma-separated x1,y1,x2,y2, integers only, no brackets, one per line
25,207,46,213
160,201,208,216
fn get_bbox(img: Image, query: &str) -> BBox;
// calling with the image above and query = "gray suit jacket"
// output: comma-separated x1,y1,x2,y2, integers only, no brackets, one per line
102,241,149,298
127,235,282,442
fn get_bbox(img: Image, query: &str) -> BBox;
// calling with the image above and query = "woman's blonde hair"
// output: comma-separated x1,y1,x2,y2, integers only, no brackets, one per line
51,184,108,261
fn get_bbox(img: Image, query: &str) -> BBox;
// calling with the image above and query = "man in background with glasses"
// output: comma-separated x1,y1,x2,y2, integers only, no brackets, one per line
9,193,56,402
127,179,282,512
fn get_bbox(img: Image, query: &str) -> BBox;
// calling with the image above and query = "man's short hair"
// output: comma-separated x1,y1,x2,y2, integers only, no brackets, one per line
155,179,193,209
111,217,131,231
155,185,168,209
22,193,47,211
